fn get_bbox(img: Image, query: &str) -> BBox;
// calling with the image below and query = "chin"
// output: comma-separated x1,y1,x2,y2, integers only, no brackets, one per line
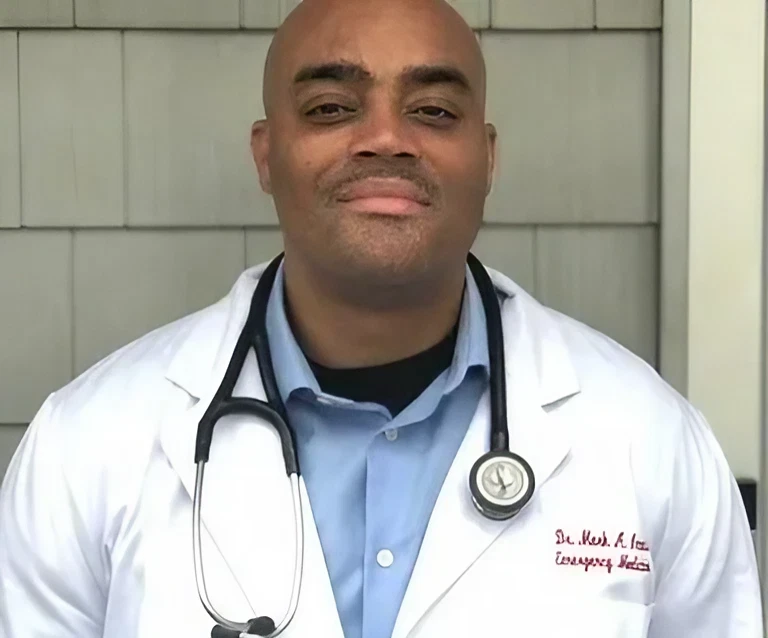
301,212,457,291
332,246,438,291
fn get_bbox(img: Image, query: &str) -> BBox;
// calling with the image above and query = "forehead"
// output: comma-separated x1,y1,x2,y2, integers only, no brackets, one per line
278,3,483,90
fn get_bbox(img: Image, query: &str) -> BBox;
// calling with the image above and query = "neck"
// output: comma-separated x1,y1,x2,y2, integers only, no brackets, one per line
281,256,466,369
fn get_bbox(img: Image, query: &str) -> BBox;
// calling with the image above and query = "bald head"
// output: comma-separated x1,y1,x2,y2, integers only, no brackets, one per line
249,0,496,308
262,0,486,118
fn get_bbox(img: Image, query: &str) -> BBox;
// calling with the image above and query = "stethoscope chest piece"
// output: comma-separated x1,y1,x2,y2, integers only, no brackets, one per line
469,450,535,521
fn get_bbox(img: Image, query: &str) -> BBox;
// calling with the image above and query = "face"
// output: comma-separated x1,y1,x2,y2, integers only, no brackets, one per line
252,0,496,288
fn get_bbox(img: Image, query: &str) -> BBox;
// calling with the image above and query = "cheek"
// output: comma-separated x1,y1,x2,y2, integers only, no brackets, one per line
434,140,489,206
268,150,315,216
269,135,343,209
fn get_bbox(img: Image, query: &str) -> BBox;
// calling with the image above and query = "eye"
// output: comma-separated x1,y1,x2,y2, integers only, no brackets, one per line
305,103,356,120
413,105,457,121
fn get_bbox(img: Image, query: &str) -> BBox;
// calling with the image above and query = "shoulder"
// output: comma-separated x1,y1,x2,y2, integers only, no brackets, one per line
22,289,235,496
549,305,683,417
499,278,724,481
2,299,233,559
537,301,711,462
44,264,263,437
0,267,269,559
519,296,747,572
49,306,208,430
493,268,688,434
526,298,737,538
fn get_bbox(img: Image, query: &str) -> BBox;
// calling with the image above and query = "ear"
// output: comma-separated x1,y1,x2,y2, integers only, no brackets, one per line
484,123,497,196
251,119,273,195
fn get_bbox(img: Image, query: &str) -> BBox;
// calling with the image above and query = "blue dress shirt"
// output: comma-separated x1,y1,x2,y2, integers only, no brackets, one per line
265,264,489,638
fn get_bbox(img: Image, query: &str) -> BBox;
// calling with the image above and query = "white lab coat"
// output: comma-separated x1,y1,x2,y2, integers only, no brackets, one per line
0,263,762,638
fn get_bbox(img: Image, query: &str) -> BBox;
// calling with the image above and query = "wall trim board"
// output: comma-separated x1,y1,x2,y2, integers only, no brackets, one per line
658,0,690,396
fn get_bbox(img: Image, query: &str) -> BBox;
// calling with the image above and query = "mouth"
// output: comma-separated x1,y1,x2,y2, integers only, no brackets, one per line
335,178,432,216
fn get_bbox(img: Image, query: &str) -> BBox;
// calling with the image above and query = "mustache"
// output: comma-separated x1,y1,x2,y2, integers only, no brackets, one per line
320,159,440,203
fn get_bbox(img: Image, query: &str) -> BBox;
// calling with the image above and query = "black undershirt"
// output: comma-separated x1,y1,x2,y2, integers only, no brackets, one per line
305,320,460,418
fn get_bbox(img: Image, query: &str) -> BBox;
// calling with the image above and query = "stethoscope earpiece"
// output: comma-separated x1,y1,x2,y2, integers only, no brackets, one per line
469,450,535,521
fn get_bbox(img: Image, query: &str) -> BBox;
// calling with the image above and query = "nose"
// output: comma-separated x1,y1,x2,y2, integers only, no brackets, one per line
348,100,420,159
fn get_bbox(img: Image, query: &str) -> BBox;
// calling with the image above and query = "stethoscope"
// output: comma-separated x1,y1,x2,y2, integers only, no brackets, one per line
193,252,536,638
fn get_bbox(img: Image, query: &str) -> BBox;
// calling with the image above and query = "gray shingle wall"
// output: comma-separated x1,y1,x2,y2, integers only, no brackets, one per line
0,0,661,478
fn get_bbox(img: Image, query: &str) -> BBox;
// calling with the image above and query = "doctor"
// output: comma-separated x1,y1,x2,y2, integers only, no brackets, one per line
0,0,762,636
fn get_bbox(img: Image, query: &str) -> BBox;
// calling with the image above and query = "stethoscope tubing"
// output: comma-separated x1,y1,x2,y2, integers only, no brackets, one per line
192,255,305,636
193,464,305,637
195,255,298,471
195,252,508,466
465,252,509,451
191,252,517,636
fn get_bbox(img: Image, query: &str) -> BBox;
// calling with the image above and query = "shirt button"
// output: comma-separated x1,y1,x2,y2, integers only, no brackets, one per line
384,429,398,441
376,549,394,568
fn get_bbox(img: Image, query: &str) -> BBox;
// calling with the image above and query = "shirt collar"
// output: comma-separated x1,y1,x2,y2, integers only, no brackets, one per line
265,264,323,402
265,263,489,404
444,264,489,395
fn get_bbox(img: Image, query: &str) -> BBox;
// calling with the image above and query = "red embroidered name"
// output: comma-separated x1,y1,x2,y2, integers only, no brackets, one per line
555,551,651,573
617,554,651,572
554,529,651,575
555,529,649,552
555,551,614,573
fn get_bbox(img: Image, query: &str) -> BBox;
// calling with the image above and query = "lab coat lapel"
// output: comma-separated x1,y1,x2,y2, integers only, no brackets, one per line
159,266,342,635
157,263,578,636
392,278,579,638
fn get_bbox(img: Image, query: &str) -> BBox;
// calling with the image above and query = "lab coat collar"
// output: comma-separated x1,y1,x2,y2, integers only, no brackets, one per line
164,262,580,409
164,262,269,400
489,267,581,409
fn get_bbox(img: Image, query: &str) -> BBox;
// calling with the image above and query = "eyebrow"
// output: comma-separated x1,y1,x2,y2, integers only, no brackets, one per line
293,62,372,85
292,61,472,93
401,64,472,93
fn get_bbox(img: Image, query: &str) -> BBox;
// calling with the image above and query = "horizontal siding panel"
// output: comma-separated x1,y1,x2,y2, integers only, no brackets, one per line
471,226,535,294
448,0,490,28
0,32,20,228
124,32,275,227
73,230,246,374
535,225,658,366
241,0,281,28
483,31,660,224
491,0,593,29
0,0,72,27
75,0,239,28
595,0,662,29
0,231,72,423
20,31,123,227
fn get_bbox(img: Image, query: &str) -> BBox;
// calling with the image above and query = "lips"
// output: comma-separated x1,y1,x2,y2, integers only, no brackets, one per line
336,178,431,206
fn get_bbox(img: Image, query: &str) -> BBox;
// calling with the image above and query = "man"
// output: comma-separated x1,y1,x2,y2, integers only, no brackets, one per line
0,0,762,637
